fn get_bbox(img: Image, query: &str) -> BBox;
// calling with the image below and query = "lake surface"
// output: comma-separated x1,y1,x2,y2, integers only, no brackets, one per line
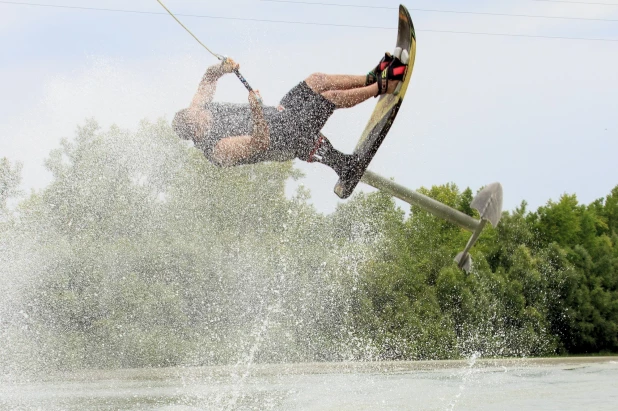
1,357,616,410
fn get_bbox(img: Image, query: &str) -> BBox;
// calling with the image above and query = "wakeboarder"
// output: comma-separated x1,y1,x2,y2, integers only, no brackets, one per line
172,55,407,175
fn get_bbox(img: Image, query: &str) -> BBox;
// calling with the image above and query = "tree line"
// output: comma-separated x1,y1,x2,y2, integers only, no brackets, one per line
0,119,616,372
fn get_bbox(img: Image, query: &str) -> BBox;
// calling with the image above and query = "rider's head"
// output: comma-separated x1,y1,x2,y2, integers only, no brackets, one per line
172,107,210,142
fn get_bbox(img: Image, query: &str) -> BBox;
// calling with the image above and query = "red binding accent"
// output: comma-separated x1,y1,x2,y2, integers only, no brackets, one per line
307,134,324,162
393,66,406,76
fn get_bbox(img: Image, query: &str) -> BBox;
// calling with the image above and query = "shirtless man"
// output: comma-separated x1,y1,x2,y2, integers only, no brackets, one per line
172,55,406,175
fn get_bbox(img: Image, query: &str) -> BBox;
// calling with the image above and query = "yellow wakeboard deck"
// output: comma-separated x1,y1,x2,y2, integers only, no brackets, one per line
334,5,416,199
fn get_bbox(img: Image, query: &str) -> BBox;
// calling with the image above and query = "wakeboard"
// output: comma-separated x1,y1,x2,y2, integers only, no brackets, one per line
334,5,416,199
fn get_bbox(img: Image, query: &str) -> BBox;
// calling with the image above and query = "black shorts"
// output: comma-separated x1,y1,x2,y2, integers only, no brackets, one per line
275,81,336,158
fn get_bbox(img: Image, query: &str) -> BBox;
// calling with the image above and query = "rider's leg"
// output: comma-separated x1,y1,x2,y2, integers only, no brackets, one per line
320,84,378,109
320,79,402,109
304,73,366,93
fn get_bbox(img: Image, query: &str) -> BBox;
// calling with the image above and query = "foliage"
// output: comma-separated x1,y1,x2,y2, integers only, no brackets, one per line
0,158,21,220
1,119,616,372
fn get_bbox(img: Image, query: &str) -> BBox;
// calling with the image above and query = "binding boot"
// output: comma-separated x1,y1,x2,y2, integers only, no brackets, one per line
307,134,358,178
365,52,395,87
376,56,407,96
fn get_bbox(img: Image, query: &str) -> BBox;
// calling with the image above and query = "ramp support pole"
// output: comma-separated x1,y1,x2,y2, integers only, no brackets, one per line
360,169,503,272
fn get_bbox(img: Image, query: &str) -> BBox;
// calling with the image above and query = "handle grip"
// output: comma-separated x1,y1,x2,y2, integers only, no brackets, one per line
233,69,252,91
233,69,263,106
221,57,263,105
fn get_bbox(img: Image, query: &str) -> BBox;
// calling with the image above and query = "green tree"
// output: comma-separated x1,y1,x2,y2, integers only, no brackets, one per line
0,157,21,220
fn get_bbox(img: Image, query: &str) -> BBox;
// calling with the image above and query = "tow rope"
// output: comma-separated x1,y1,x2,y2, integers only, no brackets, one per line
156,0,261,102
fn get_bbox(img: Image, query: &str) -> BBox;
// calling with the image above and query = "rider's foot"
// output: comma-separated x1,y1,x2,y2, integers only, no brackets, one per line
386,80,401,95
366,52,394,86
376,56,407,97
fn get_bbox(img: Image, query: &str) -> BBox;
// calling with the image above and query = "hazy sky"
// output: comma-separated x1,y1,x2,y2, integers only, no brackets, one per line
1,0,617,214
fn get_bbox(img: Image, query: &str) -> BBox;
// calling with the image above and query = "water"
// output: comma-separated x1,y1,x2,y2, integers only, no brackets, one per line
1,357,616,410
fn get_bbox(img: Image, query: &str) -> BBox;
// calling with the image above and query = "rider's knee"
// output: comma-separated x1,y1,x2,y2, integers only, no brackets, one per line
305,72,327,93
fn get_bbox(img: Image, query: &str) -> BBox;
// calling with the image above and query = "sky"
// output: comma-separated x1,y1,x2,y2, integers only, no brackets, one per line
1,0,617,214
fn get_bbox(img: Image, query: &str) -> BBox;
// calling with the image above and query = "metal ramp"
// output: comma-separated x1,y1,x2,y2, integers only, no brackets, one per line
361,170,503,272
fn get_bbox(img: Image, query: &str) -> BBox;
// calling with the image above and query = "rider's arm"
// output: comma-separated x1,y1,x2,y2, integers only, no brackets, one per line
190,58,239,108
211,91,270,166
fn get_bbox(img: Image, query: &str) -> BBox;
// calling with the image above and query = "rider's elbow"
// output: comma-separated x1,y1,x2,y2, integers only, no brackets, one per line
252,136,270,152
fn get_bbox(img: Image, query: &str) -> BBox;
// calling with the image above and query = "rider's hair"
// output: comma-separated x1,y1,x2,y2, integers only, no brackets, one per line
172,108,198,142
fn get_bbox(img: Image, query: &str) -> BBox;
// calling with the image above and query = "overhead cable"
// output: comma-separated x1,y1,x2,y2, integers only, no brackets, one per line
2,1,618,42
260,0,618,22
532,0,618,5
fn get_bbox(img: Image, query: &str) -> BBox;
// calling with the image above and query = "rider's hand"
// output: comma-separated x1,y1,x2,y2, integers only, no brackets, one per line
221,58,239,74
